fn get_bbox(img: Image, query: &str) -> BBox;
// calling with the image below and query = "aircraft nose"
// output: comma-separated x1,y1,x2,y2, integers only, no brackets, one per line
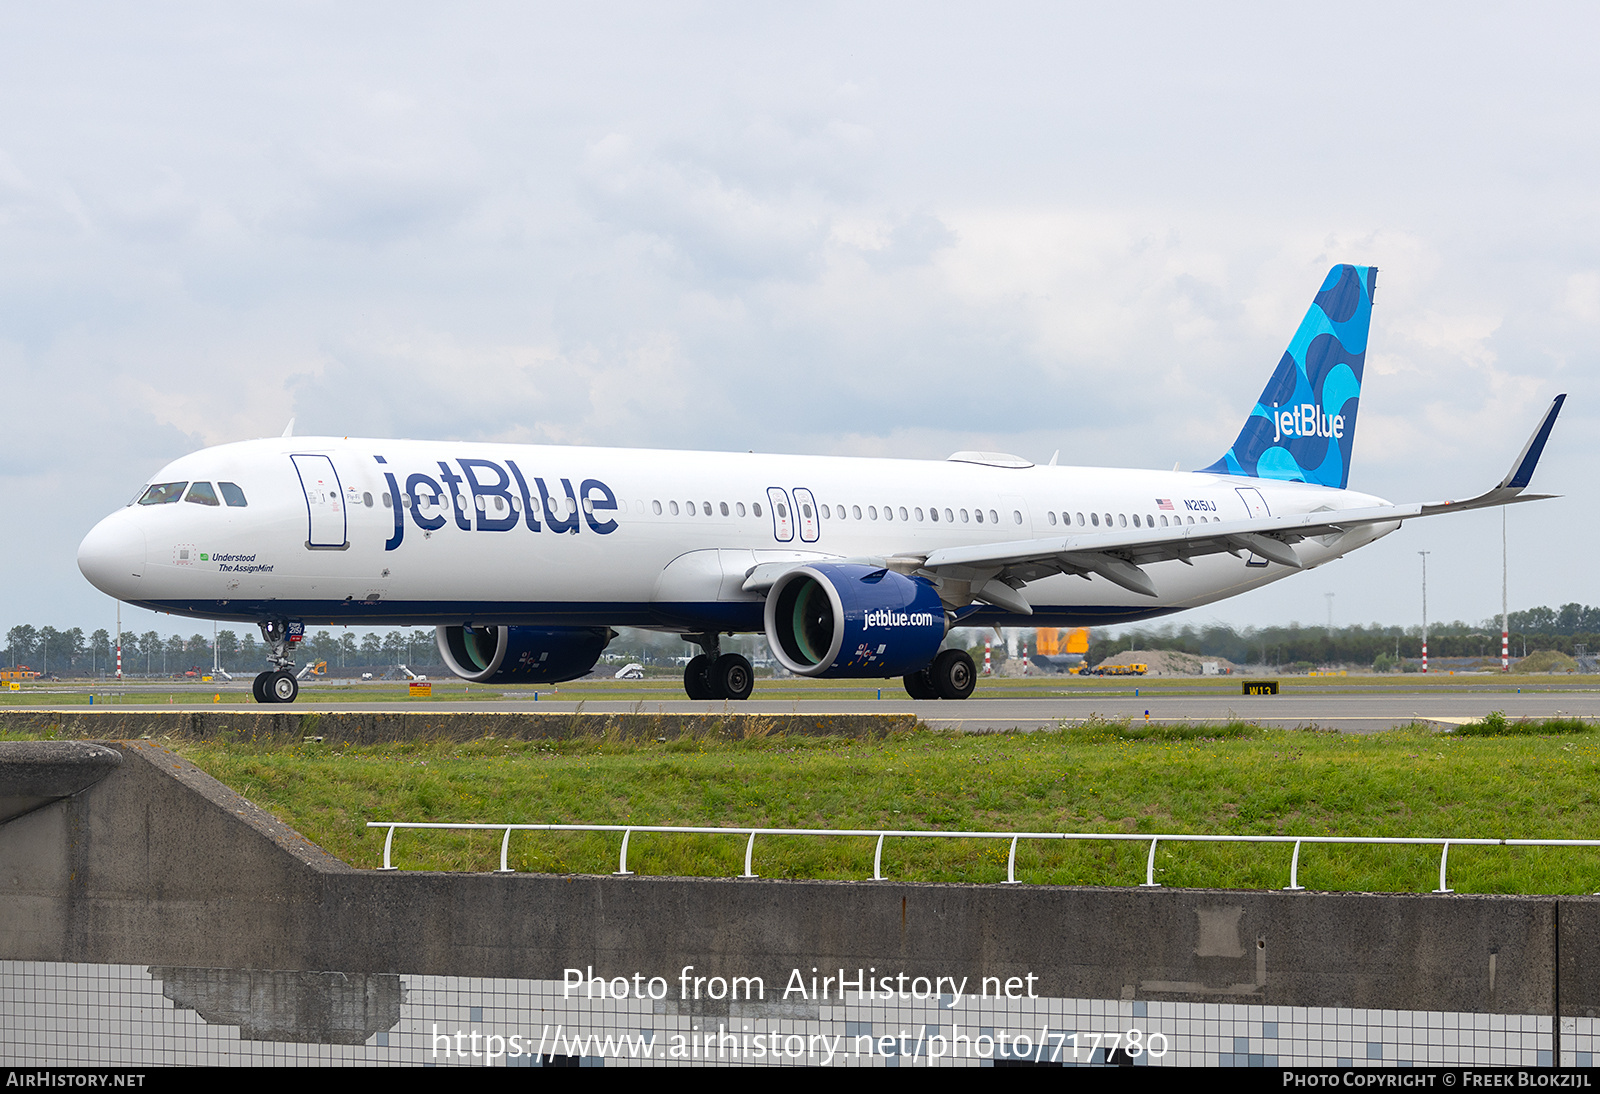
78,513,147,597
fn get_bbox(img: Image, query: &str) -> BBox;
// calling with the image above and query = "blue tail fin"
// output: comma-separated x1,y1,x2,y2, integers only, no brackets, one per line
1202,264,1377,490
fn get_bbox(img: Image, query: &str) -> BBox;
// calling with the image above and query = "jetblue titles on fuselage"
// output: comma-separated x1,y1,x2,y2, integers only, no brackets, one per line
375,454,619,550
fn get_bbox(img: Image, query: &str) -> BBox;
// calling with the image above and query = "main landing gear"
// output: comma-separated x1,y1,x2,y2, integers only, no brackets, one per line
682,633,754,701
253,619,304,704
903,649,977,701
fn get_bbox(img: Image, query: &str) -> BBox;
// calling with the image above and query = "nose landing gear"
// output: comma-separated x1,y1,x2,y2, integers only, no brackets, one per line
253,620,304,704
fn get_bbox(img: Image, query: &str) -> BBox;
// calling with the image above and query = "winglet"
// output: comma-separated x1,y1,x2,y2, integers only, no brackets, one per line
1420,394,1566,515
1499,394,1565,490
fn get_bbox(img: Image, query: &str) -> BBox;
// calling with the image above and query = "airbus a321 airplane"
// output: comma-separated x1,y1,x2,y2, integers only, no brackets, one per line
78,264,1565,704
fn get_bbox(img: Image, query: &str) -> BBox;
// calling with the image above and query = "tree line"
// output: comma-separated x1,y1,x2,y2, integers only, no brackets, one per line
1086,604,1600,669
11,601,1600,676
3,624,439,676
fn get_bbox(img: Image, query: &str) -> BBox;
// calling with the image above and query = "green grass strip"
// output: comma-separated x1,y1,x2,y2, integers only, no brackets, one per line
11,719,1600,893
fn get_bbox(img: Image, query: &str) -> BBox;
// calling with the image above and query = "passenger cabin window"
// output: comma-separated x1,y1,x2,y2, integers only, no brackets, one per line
184,482,220,506
218,482,248,507
139,482,187,505
753,502,763,517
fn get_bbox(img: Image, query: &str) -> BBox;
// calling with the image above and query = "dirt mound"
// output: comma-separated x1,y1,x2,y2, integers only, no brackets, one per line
1510,649,1580,674
1096,649,1237,676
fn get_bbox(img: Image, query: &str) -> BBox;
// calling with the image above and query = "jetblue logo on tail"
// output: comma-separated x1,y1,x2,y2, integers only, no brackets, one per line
1203,264,1376,490
1272,403,1346,443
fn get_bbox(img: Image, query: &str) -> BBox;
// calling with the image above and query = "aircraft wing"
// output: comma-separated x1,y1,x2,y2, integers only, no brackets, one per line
910,504,1423,608
913,394,1567,611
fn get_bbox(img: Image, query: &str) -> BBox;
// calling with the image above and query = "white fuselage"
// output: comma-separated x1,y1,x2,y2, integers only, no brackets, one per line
77,437,1397,633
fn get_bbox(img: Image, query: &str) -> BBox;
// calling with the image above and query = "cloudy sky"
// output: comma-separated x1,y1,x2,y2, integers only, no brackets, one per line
4,3,1596,641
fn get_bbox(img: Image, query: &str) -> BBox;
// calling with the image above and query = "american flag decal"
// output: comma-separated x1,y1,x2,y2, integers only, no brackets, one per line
1157,499,1174,510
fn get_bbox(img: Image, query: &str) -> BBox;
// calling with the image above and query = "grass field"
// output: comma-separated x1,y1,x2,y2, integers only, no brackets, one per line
15,714,1600,894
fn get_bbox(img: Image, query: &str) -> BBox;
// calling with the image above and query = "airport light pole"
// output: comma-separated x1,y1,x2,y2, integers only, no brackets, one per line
1419,551,1430,674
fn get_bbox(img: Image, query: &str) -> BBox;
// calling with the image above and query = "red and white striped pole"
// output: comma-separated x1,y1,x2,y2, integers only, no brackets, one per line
1502,509,1510,672
983,640,992,675
1419,550,1430,674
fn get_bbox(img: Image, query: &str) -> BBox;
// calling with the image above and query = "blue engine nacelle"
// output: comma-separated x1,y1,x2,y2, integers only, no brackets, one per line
764,563,947,678
435,625,615,684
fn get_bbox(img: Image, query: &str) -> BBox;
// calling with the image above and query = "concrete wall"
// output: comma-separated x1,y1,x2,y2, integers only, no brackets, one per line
3,738,1598,1020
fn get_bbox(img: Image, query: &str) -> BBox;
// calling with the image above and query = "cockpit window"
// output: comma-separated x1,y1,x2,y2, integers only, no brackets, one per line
138,483,187,505
218,482,248,507
184,482,220,506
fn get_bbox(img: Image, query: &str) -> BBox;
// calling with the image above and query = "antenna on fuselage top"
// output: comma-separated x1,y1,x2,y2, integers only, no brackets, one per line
1048,450,1059,466
281,418,296,438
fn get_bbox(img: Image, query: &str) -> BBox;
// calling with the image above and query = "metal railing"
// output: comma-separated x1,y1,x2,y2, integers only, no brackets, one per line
366,822,1600,893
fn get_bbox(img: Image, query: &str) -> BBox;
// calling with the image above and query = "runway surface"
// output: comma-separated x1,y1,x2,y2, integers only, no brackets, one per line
24,689,1600,734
